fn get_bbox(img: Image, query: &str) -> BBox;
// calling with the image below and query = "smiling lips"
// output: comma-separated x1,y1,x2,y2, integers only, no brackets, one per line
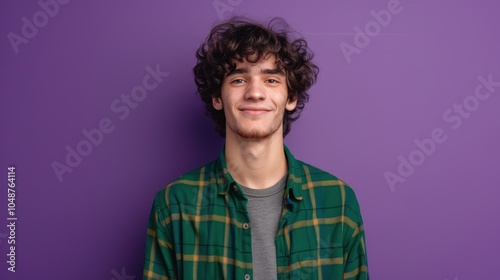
239,107,272,115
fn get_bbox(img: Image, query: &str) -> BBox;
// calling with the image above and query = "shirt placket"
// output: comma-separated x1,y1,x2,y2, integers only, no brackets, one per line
228,181,253,280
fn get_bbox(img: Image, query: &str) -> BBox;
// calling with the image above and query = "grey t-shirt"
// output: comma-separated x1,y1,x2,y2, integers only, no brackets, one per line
240,175,287,280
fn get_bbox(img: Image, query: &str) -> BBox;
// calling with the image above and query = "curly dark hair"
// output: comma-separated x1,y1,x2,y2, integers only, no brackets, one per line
193,17,319,137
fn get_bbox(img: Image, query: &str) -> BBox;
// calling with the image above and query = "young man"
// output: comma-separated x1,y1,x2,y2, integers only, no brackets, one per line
143,18,369,280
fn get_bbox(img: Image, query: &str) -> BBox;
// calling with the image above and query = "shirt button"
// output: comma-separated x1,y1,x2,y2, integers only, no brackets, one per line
243,223,249,230
244,274,251,280
233,185,238,192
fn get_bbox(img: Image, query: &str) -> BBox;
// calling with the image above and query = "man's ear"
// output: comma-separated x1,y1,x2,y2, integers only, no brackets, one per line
285,97,298,111
212,96,223,110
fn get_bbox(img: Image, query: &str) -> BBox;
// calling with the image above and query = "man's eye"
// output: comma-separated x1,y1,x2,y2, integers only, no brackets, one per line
267,79,278,83
231,79,245,84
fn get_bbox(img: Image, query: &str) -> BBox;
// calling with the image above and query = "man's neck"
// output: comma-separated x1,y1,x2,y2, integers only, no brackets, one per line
225,131,288,190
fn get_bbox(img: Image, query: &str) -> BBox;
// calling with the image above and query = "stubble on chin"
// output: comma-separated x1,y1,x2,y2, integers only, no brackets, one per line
234,126,274,139
230,118,283,139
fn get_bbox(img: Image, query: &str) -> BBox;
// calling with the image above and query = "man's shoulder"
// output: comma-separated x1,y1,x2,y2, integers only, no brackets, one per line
295,159,348,187
294,160,360,207
153,159,220,205
172,159,219,185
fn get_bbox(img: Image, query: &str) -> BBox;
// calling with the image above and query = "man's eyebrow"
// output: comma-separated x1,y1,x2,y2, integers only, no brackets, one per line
226,67,285,77
261,68,285,76
226,68,248,77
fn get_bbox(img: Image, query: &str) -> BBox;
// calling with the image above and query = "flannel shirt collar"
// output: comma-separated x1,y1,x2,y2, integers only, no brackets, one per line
216,145,304,204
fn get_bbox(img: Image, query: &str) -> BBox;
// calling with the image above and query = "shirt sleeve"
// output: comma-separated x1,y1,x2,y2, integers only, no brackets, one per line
143,191,177,280
342,186,369,280
343,221,369,279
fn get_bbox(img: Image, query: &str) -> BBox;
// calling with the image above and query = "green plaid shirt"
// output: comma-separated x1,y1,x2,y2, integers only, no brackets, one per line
143,146,368,279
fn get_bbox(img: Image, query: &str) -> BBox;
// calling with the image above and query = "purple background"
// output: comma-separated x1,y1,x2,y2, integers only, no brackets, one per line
1,0,499,279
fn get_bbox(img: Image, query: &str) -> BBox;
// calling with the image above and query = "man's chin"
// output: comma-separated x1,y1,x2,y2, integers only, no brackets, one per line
237,132,271,139
234,128,277,140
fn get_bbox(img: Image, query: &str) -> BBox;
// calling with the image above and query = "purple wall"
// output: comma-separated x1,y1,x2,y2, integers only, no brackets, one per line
1,1,499,279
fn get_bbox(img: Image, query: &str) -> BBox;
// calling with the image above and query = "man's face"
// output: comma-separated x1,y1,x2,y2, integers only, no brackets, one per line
212,54,297,139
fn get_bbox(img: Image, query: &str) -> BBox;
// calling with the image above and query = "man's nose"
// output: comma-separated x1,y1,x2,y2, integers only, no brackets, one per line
244,80,266,101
